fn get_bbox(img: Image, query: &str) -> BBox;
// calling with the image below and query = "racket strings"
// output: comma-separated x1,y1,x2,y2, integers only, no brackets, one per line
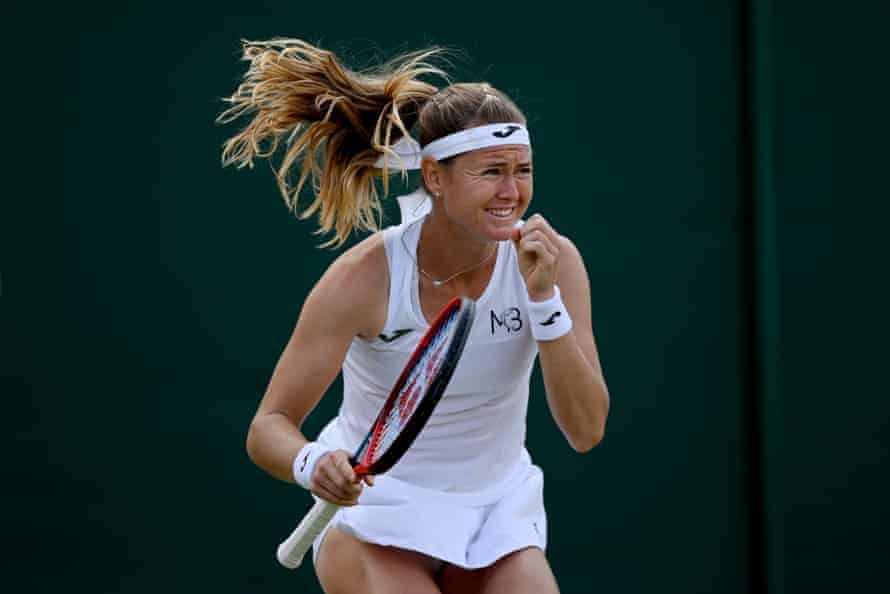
367,313,457,463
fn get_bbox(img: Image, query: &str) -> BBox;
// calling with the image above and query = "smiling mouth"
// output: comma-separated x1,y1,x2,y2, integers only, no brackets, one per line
486,207,514,218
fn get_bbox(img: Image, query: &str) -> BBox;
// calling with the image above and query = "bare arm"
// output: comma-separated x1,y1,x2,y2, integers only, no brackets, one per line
537,236,609,452
246,235,387,496
514,215,609,452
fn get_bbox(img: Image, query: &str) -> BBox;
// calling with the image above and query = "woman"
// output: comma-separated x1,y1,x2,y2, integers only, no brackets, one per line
219,39,609,593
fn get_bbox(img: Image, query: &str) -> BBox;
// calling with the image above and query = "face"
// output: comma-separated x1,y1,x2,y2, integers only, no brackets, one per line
424,145,533,242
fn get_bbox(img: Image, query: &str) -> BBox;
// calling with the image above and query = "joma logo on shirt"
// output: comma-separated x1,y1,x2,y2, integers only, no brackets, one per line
378,329,412,343
490,307,523,335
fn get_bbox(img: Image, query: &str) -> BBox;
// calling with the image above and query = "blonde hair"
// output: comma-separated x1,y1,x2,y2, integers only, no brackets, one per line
218,39,526,247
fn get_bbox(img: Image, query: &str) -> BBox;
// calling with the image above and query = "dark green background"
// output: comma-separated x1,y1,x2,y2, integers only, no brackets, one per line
3,1,887,592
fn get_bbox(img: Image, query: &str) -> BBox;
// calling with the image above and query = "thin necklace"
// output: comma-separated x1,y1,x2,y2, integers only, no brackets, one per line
401,225,497,288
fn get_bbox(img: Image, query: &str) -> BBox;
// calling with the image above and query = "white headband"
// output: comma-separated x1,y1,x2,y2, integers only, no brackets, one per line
374,123,530,170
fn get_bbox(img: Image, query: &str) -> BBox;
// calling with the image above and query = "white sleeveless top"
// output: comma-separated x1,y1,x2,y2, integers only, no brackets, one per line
318,212,539,496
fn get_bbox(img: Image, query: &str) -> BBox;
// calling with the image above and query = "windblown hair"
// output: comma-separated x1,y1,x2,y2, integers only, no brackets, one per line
218,39,526,247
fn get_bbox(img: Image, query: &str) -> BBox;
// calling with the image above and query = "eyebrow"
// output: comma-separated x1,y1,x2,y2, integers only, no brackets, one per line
476,159,533,167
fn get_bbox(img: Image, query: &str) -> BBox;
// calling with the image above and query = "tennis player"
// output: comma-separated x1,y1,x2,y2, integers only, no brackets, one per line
220,39,609,593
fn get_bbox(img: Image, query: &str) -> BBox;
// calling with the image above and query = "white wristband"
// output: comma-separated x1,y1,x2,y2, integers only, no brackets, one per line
292,442,331,490
527,285,573,341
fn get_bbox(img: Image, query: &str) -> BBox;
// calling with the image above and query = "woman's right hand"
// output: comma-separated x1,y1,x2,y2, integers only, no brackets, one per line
310,450,375,506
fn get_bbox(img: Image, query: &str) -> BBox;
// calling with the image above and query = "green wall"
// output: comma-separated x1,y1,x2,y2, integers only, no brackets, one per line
754,1,890,592
3,1,886,592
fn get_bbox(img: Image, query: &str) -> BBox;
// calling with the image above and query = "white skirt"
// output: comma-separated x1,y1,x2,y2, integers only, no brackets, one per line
312,422,547,569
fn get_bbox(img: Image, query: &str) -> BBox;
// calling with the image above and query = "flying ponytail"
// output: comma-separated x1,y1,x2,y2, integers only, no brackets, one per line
218,39,445,246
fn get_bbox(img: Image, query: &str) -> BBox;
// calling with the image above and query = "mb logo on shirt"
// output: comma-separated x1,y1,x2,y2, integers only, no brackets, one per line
490,307,523,335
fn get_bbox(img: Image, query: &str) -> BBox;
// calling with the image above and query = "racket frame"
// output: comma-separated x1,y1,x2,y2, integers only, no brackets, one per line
276,296,475,568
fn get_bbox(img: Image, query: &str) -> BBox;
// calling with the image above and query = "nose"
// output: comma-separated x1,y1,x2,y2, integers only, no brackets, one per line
496,174,520,199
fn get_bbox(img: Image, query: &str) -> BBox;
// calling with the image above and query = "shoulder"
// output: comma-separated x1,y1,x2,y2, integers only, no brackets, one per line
554,233,593,328
556,233,584,272
308,231,389,338
327,229,388,282
555,234,590,297
556,234,584,268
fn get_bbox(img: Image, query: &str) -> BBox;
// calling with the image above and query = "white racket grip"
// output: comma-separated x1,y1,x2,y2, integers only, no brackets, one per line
276,498,341,569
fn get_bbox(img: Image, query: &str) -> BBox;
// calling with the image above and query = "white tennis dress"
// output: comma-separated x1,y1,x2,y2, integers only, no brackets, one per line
312,191,547,568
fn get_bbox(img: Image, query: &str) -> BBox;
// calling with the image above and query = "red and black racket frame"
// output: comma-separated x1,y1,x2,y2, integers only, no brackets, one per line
350,297,476,477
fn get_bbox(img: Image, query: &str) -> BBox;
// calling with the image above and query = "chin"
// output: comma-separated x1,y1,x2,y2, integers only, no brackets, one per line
481,221,518,242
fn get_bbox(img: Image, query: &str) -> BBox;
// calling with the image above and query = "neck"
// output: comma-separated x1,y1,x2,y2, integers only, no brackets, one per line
416,213,496,289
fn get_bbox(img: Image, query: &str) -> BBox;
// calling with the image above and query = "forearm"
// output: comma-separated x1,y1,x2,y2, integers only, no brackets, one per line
538,331,609,452
245,411,310,483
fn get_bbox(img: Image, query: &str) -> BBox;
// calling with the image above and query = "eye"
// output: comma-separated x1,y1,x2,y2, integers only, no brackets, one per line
481,167,500,176
515,166,532,177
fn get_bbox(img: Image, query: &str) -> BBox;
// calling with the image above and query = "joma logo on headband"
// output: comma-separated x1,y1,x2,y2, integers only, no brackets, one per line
491,125,521,138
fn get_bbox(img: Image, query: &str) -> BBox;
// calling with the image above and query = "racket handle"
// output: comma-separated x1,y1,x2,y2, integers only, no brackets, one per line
276,498,341,569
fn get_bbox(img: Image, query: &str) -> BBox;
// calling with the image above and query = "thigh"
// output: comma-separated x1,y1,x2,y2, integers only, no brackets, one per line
438,547,559,594
316,524,443,594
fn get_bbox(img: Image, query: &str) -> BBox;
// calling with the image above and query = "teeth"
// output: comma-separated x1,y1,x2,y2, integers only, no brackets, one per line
489,208,513,217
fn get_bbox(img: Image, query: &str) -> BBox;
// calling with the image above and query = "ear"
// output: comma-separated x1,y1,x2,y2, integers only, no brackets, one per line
421,157,444,197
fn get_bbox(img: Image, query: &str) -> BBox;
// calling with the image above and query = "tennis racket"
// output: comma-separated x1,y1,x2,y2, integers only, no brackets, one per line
276,296,476,568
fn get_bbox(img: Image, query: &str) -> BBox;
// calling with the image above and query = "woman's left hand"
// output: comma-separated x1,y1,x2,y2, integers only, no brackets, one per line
512,213,562,302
